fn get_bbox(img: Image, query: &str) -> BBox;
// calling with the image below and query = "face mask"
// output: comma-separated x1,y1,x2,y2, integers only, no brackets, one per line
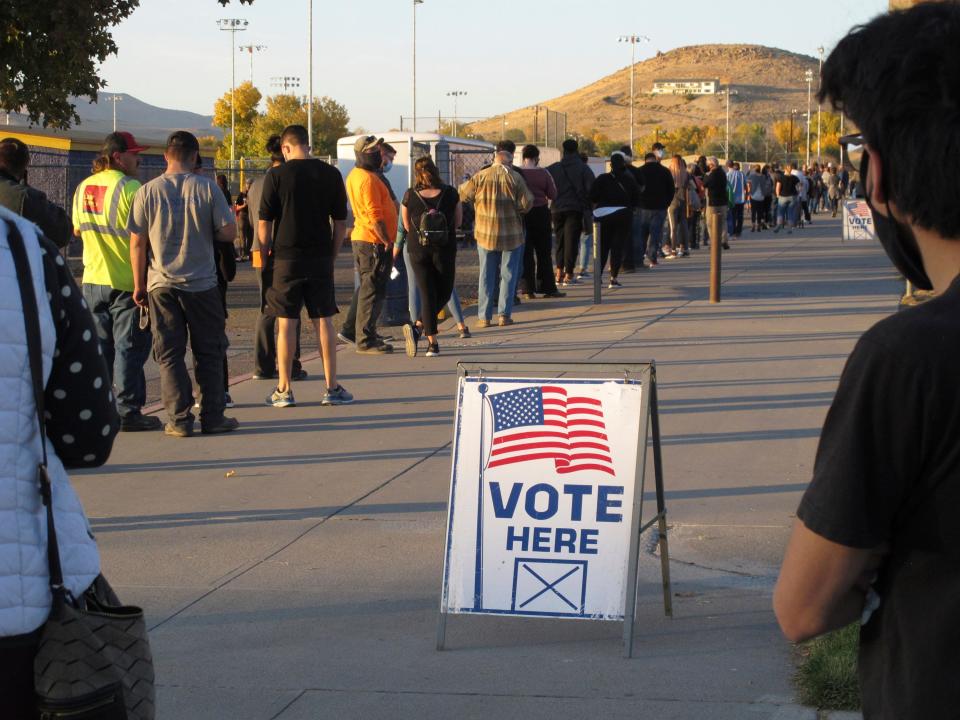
356,149,382,171
655,150,664,160
383,161,393,173
862,152,933,290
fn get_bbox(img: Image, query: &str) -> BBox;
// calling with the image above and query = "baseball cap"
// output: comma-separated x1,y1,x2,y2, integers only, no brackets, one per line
354,135,383,154
166,130,200,153
104,131,148,155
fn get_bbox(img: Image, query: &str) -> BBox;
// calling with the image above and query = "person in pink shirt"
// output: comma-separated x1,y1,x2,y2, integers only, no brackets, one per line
518,145,565,299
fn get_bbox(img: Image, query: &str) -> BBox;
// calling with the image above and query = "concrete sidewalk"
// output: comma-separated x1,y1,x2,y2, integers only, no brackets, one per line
73,218,891,719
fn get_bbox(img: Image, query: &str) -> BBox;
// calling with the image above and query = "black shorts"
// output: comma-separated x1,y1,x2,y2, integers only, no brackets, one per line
266,258,338,319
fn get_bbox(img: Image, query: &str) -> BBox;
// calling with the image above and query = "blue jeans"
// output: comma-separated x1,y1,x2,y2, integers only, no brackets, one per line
576,230,593,273
477,245,522,320
777,197,797,226
82,284,151,418
403,243,465,326
637,209,667,262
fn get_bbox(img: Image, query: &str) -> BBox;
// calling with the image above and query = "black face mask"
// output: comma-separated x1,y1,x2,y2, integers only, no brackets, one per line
861,151,933,291
356,150,382,171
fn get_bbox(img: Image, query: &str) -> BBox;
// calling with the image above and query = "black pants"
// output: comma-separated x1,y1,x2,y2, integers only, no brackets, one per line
409,246,456,336
751,201,765,227
731,203,745,237
599,211,630,279
520,206,558,295
0,630,40,719
342,242,391,348
149,286,226,427
254,262,302,376
801,199,811,223
552,209,582,277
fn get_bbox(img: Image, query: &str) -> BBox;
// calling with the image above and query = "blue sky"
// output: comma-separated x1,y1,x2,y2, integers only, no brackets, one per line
100,0,889,131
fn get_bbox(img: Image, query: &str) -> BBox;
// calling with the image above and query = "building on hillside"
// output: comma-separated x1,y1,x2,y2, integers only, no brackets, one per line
651,79,720,96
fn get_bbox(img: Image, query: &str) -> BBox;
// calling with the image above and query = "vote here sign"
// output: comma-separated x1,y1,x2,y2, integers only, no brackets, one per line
440,377,644,620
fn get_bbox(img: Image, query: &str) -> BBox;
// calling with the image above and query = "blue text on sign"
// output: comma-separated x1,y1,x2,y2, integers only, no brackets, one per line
489,482,624,523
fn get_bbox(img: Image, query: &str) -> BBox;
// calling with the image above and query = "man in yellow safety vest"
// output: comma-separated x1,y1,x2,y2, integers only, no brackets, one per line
72,131,161,431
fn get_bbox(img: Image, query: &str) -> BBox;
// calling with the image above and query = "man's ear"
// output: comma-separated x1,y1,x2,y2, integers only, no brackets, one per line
865,145,888,207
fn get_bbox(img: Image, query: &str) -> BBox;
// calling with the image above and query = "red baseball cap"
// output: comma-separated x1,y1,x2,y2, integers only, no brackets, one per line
104,131,148,154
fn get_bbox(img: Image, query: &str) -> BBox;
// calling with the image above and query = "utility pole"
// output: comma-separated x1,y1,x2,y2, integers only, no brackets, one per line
618,34,649,154
307,0,313,149
107,95,122,131
816,47,824,163
239,44,267,84
217,18,248,173
271,76,301,93
446,90,466,137
722,86,738,161
413,0,423,132
804,69,814,167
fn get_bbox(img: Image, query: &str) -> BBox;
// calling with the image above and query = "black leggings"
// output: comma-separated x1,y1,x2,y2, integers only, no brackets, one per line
751,201,765,227
0,630,40,719
599,211,631,279
409,246,456,336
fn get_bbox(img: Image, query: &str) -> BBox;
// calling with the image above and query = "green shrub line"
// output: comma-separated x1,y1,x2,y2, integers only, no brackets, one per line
794,622,862,711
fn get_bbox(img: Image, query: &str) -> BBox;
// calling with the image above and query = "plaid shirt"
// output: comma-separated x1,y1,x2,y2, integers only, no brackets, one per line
459,162,533,251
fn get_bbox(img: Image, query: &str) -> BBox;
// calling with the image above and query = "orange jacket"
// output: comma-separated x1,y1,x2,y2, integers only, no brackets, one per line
346,168,397,243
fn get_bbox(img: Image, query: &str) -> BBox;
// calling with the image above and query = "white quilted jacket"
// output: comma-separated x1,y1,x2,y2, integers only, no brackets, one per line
0,209,100,637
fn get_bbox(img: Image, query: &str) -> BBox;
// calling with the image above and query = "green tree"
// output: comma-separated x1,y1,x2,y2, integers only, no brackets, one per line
0,0,140,128
504,127,526,143
772,119,804,158
732,123,766,161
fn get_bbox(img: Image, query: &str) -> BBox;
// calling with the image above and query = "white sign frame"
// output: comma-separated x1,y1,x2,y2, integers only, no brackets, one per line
437,361,672,658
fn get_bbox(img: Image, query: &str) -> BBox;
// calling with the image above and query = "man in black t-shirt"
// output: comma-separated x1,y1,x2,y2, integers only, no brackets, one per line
774,6,960,718
258,124,353,409
774,163,800,234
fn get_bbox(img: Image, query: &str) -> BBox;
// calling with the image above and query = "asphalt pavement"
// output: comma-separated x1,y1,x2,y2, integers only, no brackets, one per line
72,215,891,719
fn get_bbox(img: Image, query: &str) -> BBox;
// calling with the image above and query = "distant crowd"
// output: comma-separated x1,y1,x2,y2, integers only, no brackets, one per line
0,127,853,434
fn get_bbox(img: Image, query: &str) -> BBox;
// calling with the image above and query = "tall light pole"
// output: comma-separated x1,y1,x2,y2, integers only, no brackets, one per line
107,95,122,131
239,44,267,85
804,69,814,167
816,47,824,163
447,91,466,137
618,34,649,154
413,0,423,132
307,0,313,149
217,18,248,171
721,86,738,161
789,109,799,159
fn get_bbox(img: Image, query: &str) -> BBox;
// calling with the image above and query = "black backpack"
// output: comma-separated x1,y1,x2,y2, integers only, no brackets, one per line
415,188,449,247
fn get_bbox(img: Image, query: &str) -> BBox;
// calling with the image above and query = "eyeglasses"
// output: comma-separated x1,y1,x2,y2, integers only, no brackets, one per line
838,133,865,173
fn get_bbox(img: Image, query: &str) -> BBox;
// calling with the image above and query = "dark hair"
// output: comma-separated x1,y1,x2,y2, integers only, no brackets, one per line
610,153,626,173
644,152,658,162
265,134,284,163
166,130,199,163
496,139,516,154
562,139,579,154
619,145,632,157
579,152,589,162
820,2,960,236
381,143,396,155
521,144,539,160
281,124,309,147
0,138,29,178
652,142,665,151
414,157,443,190
216,174,229,191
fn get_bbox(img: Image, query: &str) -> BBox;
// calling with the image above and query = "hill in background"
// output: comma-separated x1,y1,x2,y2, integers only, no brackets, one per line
467,44,824,156
67,92,220,140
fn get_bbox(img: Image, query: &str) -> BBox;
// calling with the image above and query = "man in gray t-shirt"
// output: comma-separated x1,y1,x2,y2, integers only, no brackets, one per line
129,131,238,437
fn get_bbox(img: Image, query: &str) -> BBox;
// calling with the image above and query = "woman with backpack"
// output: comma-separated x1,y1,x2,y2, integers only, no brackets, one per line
401,157,462,357
686,162,705,249
589,151,639,288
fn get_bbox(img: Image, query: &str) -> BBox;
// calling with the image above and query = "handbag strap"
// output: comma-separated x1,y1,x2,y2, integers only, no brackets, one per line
5,218,66,595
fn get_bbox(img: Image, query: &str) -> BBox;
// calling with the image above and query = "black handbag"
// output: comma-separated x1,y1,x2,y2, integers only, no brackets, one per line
5,219,156,720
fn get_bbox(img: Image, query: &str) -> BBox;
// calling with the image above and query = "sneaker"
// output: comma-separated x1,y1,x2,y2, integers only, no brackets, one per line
252,370,277,380
291,367,308,382
164,422,193,438
321,385,354,406
426,343,440,357
498,315,514,327
120,413,162,432
337,332,356,345
201,416,239,435
402,323,420,358
647,259,658,268
357,341,393,355
608,278,622,289
542,290,566,298
458,326,472,339
520,292,536,300
477,319,491,329
224,392,235,409
680,250,690,257
578,270,591,279
773,226,781,234
563,275,578,285
722,242,731,249
266,387,295,408
664,253,677,261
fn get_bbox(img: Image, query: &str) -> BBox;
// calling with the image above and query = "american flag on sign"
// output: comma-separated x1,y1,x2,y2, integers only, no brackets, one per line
846,201,872,219
485,385,615,476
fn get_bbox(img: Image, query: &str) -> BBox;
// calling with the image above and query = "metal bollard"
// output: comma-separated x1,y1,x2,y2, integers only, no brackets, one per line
593,219,602,305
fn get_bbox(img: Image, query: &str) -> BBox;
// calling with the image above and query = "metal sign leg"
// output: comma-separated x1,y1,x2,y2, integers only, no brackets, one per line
649,375,673,617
